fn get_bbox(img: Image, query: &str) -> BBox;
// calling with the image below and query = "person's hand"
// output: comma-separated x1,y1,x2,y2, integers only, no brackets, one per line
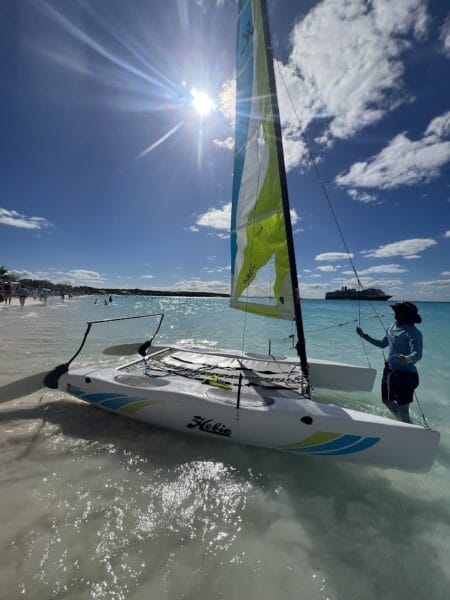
396,354,410,365
356,327,366,338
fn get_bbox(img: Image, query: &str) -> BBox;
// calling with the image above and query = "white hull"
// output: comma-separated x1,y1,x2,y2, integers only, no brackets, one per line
57,347,439,472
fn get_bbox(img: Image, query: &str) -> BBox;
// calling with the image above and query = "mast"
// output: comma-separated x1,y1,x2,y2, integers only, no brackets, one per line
259,0,309,382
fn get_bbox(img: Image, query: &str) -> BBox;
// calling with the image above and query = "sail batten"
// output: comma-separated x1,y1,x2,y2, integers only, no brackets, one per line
231,208,284,234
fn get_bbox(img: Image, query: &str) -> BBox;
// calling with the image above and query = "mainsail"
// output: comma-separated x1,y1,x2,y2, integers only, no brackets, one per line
231,0,309,378
230,0,308,377
231,0,297,321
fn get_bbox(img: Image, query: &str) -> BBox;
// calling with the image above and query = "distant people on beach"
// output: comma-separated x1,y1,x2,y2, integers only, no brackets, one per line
17,285,29,307
39,289,50,304
104,298,108,305
94,298,98,304
109,295,113,303
3,281,12,305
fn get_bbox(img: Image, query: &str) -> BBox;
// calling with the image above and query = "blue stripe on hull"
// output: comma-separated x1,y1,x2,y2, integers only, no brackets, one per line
316,437,380,456
290,434,361,454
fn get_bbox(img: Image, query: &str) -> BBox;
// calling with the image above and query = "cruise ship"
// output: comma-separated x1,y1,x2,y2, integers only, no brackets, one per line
325,286,392,300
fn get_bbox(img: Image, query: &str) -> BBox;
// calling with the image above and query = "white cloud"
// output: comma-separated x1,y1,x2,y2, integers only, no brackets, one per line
316,265,339,272
281,134,309,172
194,203,299,233
331,276,404,289
439,14,450,58
342,264,408,275
140,274,154,279
364,238,437,258
219,0,431,171
68,269,101,279
297,282,332,299
172,278,229,294
445,230,450,238
347,189,379,204
0,208,52,230
213,137,234,151
415,279,450,288
315,252,354,261
196,203,231,230
336,111,450,189
441,271,450,276
289,209,300,225
11,268,105,287
281,0,430,147
218,78,235,124
425,111,450,139
66,269,104,285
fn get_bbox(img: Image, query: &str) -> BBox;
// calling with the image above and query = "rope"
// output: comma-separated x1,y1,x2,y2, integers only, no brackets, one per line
276,63,431,427
276,64,364,291
414,390,431,428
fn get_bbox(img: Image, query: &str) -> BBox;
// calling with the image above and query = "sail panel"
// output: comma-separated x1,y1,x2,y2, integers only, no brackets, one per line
230,0,295,321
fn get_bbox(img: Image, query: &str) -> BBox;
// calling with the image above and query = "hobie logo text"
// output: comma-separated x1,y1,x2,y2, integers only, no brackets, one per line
186,416,232,437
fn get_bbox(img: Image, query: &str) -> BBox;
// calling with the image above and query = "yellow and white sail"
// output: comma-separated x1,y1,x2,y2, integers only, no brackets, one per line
230,0,295,320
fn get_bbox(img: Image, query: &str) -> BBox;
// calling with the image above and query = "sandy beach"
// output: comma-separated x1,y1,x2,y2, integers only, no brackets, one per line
1,297,45,308
0,295,82,309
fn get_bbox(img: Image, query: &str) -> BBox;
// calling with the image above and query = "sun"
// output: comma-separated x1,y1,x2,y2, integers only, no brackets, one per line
191,88,215,117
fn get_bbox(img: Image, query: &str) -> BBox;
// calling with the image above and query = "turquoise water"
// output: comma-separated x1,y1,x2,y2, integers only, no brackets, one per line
1,296,449,599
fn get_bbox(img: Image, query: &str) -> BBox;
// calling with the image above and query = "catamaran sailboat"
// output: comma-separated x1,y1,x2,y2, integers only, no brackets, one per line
1,0,439,471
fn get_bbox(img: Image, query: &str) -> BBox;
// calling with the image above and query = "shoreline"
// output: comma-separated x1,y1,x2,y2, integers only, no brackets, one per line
0,297,47,308
0,296,75,308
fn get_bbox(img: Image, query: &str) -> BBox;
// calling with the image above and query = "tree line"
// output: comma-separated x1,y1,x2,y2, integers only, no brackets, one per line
0,266,229,297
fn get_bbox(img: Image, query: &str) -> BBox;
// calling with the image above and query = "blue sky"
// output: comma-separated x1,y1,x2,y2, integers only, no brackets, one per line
1,0,449,300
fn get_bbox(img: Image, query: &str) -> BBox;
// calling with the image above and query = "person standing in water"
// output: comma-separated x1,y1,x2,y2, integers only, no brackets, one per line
356,301,422,423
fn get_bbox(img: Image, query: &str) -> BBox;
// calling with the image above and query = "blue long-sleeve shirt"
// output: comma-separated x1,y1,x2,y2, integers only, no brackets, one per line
365,324,422,372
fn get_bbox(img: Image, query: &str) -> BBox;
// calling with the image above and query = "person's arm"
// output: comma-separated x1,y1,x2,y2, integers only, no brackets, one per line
356,327,388,349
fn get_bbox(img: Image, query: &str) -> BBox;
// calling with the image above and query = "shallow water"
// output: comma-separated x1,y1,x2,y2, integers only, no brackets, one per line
1,297,449,599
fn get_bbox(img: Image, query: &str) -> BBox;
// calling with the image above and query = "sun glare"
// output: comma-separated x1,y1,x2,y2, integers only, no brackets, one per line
191,88,215,117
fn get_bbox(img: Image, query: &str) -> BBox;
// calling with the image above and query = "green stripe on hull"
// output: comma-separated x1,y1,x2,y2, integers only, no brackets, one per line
119,400,160,414
281,432,341,449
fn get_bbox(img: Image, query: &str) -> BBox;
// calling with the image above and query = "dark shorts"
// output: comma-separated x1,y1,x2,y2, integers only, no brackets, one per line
382,364,419,405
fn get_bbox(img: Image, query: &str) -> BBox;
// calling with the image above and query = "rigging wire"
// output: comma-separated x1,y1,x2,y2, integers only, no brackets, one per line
276,63,430,427
276,64,390,329
275,64,364,293
303,312,387,334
